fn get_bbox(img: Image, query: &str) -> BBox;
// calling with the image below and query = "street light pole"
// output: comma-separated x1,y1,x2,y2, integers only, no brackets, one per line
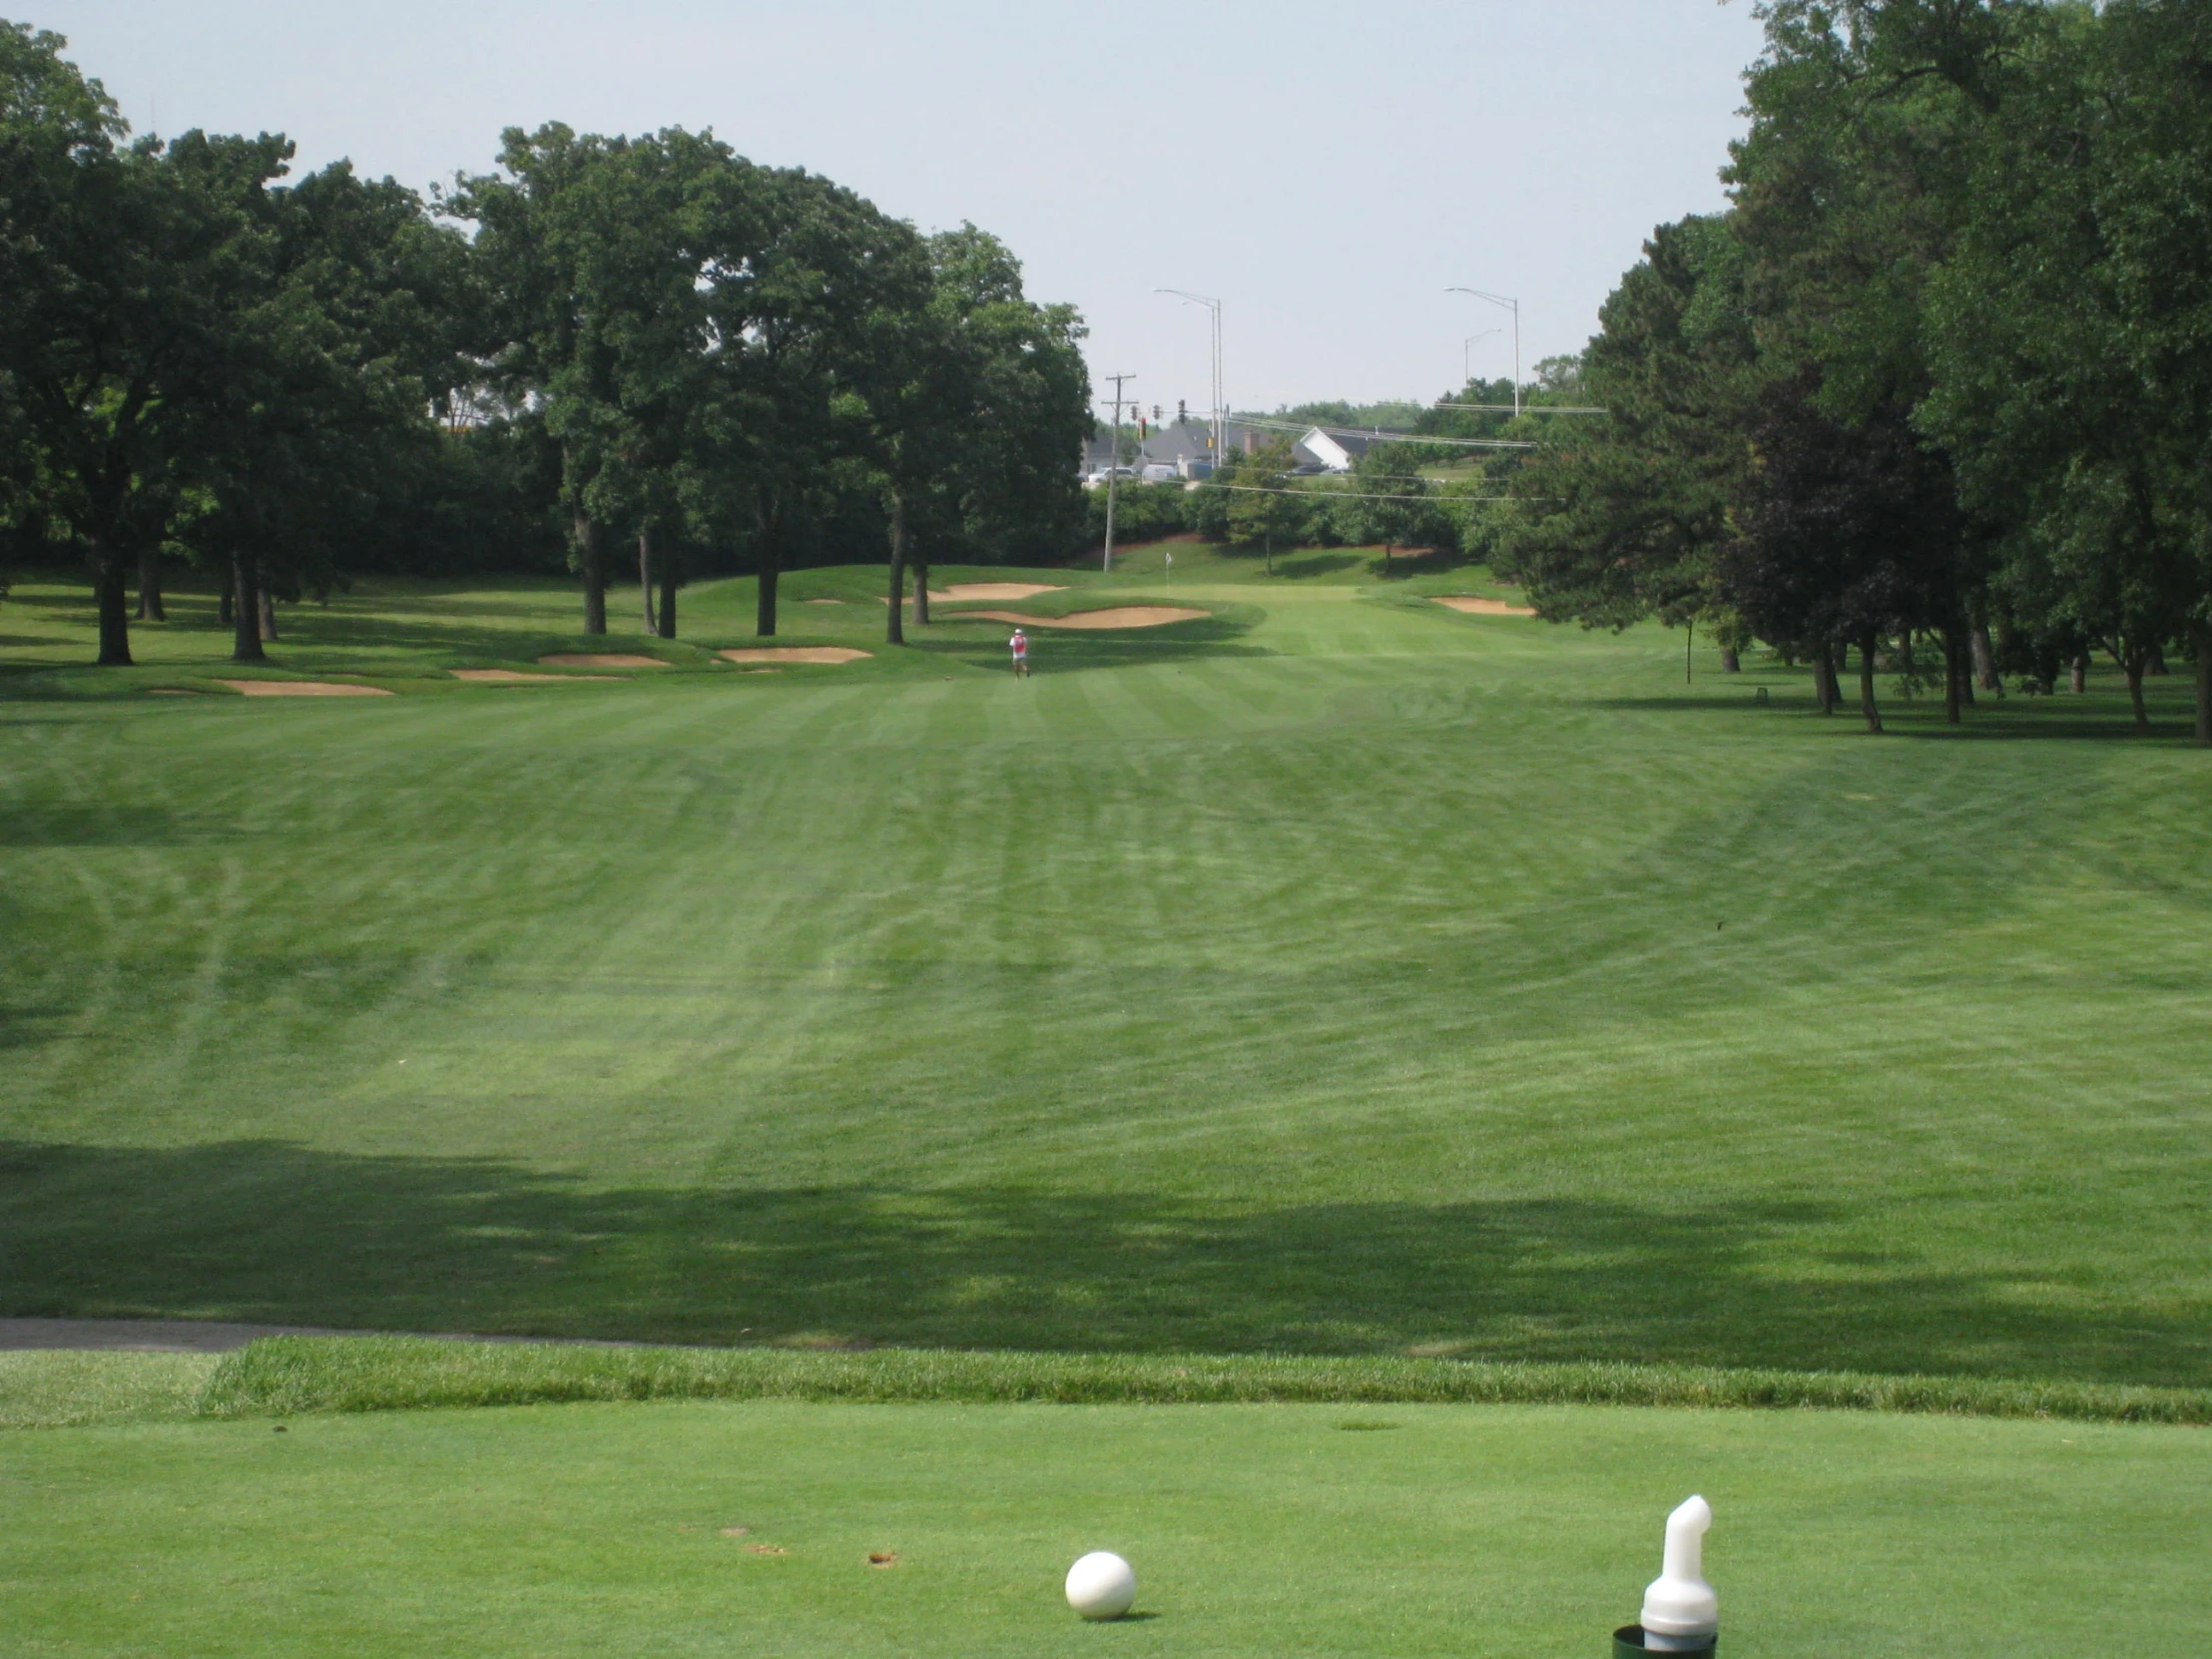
1157,289,1223,475
1100,372,1133,574
1447,288,1521,416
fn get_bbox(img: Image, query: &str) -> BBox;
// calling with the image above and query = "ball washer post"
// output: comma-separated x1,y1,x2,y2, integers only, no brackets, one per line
1614,1495,1718,1656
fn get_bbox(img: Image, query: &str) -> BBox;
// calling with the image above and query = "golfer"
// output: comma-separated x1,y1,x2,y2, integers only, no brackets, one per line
1009,628,1031,677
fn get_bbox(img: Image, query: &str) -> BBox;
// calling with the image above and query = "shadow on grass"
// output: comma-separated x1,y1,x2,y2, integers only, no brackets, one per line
2,1138,2200,1387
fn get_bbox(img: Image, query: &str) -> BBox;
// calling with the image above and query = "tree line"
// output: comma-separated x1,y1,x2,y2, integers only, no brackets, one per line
0,21,1092,665
1490,0,2212,741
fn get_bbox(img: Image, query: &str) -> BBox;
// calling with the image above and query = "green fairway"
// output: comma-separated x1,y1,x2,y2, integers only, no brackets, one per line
3,1394,2204,1658
2,560,2209,1386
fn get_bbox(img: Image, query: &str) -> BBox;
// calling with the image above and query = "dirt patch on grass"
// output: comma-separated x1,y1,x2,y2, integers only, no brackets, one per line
950,607,1208,630
217,680,393,697
451,669,618,683
539,653,671,669
1434,596,1536,617
718,647,872,665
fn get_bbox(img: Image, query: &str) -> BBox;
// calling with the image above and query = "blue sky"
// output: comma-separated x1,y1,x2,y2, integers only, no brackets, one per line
32,0,1766,414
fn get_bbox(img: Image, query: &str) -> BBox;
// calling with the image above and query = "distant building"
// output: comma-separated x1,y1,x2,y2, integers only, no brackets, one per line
1292,426,1370,474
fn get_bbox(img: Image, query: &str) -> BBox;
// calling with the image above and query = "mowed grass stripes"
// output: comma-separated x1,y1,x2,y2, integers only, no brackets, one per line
2,565,2209,1386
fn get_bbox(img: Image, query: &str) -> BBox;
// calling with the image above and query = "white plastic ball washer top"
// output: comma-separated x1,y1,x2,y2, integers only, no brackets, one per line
1639,1495,1718,1651
1065,1550,1137,1620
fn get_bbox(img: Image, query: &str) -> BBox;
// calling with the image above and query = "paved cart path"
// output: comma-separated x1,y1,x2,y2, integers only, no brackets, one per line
0,1319,644,1353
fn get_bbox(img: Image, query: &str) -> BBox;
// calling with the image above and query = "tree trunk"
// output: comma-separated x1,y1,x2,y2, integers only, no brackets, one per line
885,491,907,647
2071,653,2089,694
1383,540,1392,575
1858,631,1884,734
219,579,234,629
657,545,678,639
1719,646,1741,674
2147,642,2170,677
258,583,278,642
2125,657,2149,733
1814,642,1839,715
912,560,931,626
91,542,133,667
1942,627,1963,725
2195,624,2212,748
1971,620,1999,691
754,495,782,638
638,527,657,636
232,551,266,663
576,512,607,635
135,545,165,622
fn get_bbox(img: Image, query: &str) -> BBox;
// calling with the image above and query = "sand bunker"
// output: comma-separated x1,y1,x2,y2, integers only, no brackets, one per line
452,669,619,683
880,583,1066,605
218,680,393,697
1434,596,1537,618
718,647,872,665
950,607,1208,630
538,653,671,669
804,598,843,605
939,583,1066,600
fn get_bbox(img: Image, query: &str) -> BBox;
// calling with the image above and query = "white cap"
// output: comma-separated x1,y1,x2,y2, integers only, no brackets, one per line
1640,1495,1718,1638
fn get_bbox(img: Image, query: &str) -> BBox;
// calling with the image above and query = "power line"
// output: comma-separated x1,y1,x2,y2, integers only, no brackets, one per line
1432,402,1609,416
1230,414,1535,451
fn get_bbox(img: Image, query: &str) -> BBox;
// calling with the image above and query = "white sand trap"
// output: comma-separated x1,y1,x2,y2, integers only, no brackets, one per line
719,647,873,665
951,607,1208,630
940,583,1066,600
452,669,618,683
1434,596,1537,617
539,653,671,668
878,583,1065,605
218,680,392,697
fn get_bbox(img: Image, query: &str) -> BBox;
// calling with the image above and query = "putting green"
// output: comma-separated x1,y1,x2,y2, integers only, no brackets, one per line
1,1397,2201,1658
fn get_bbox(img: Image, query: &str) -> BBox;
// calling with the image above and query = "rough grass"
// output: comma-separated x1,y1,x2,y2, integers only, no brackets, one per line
186,1337,2212,1424
0,1351,220,1428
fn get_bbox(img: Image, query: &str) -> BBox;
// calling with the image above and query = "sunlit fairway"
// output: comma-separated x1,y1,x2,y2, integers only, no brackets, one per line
3,552,2208,1655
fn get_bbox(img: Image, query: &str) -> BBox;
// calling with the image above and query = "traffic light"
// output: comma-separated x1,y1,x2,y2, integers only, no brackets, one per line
1178,399,1187,425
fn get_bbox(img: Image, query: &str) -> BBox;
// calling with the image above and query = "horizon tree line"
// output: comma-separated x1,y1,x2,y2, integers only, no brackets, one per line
0,19,1092,666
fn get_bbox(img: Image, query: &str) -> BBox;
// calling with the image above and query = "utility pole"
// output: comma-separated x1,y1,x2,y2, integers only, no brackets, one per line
1157,289,1223,474
1101,372,1133,574
1447,288,1521,416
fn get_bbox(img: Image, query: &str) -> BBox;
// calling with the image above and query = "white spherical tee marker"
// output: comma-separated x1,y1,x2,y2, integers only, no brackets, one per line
1065,1550,1137,1620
